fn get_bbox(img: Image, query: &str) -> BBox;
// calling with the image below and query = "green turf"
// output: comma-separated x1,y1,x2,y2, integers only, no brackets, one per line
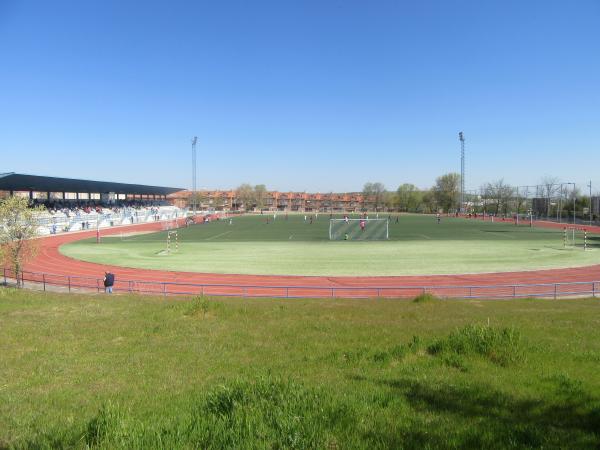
60,214,600,276
1,289,600,448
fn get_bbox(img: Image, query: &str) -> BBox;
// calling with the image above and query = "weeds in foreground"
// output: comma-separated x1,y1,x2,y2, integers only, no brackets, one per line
185,295,211,318
30,377,355,449
20,373,600,449
428,324,525,366
412,292,441,303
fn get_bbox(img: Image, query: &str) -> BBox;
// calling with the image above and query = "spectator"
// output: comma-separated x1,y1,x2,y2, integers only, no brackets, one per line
103,271,115,294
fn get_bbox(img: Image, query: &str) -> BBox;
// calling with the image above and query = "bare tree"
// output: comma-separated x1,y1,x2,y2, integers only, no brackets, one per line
188,191,209,211
540,176,560,218
363,182,386,211
483,179,514,215
0,196,43,286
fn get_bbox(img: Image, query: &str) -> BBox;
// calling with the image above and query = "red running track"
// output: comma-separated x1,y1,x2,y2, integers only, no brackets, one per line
19,219,600,298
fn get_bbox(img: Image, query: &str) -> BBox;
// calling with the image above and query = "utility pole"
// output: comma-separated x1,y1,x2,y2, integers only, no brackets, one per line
191,136,197,217
459,132,465,213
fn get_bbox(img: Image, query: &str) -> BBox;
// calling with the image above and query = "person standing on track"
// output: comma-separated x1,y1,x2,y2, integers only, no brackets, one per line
103,271,115,294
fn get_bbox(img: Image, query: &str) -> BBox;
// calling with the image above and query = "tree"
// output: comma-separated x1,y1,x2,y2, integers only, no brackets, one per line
188,191,209,211
382,191,396,211
421,189,437,213
235,183,255,211
254,184,268,211
433,173,460,212
363,182,386,211
483,179,514,215
540,176,560,218
396,184,422,212
0,196,43,287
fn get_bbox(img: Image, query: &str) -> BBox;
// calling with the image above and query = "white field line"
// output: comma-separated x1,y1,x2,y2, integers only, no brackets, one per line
205,230,233,241
484,231,516,239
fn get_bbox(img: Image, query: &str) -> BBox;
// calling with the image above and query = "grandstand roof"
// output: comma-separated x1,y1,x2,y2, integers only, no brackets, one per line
0,173,182,195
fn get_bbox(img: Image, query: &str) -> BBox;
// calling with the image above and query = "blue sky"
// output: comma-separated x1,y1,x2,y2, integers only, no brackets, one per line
1,0,599,193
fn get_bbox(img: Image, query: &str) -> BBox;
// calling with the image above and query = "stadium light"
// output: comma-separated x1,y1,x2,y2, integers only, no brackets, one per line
191,136,198,217
459,132,465,213
588,181,593,226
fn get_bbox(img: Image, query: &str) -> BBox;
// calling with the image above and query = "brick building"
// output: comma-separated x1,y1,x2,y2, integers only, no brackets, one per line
168,190,377,212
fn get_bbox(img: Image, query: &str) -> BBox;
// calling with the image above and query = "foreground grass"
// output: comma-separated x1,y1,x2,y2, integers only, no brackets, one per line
1,288,600,448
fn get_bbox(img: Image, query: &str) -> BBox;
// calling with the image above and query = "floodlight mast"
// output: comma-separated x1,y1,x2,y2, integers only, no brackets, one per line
191,136,198,217
459,132,465,213
588,181,593,226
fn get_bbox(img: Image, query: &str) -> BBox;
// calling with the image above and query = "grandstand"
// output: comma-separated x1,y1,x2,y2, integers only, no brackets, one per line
0,172,186,235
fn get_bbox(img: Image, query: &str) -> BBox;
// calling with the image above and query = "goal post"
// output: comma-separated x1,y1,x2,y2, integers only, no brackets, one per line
563,226,588,250
329,218,389,240
167,230,179,253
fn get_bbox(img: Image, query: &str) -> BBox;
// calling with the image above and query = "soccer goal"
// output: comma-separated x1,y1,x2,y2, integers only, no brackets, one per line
563,227,588,250
167,230,178,253
329,218,389,240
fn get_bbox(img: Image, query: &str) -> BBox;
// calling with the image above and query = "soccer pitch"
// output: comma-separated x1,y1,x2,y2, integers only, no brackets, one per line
60,214,600,276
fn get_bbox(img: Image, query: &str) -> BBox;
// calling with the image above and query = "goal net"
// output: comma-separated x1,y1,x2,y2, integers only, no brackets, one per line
563,227,588,250
329,218,389,240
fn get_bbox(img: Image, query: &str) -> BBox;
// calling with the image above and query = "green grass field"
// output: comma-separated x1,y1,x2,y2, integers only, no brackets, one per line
60,214,600,276
1,289,600,448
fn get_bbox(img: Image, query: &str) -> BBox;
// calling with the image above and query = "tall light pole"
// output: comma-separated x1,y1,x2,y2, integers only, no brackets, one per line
459,132,465,213
588,181,592,226
191,136,197,216
571,182,576,224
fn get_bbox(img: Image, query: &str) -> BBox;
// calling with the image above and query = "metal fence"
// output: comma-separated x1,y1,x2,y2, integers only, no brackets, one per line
2,268,599,299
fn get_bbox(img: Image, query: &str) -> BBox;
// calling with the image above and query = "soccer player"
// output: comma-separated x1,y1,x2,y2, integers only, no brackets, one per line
360,219,365,232
437,213,441,224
